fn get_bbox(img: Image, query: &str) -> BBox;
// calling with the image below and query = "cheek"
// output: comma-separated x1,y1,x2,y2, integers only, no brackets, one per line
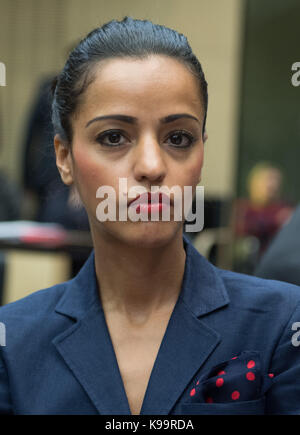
72,148,112,197
183,145,204,187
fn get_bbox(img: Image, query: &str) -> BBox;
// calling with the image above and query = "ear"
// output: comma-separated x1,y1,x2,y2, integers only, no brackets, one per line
196,134,206,185
54,134,74,185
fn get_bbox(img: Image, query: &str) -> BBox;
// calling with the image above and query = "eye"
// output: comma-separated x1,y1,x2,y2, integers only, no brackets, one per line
95,130,128,147
96,129,197,148
166,130,197,148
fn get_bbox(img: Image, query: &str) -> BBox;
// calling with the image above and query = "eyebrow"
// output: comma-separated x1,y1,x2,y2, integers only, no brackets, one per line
85,113,200,128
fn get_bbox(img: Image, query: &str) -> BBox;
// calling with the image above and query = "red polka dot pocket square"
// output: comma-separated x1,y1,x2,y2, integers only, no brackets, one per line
189,351,274,404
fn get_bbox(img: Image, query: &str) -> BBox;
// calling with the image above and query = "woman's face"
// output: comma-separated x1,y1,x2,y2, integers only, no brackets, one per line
55,55,206,247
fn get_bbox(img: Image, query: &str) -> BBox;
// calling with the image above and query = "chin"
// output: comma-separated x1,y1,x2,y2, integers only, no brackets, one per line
125,222,182,248
104,221,183,249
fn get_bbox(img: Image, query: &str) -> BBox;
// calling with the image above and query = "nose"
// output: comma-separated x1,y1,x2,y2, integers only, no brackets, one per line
132,133,167,184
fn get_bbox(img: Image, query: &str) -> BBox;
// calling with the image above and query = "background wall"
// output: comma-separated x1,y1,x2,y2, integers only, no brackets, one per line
237,0,300,203
0,0,244,198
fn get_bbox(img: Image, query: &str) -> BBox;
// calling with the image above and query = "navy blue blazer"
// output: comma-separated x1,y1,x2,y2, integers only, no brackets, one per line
1,235,300,415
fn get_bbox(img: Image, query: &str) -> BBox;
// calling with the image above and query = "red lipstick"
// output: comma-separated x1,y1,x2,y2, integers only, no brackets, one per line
128,191,172,214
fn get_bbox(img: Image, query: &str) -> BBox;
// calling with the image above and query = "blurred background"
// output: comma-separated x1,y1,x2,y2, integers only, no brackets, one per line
0,0,300,305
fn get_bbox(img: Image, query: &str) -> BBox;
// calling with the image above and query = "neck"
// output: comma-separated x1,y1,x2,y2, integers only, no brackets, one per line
91,227,187,322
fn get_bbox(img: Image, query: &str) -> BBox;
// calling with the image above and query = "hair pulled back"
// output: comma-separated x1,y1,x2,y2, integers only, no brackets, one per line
51,16,208,145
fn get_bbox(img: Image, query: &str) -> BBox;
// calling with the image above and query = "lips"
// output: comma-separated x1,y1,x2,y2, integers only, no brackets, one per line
128,191,172,208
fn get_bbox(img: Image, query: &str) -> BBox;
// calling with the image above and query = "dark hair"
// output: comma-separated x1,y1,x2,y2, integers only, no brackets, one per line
51,16,208,145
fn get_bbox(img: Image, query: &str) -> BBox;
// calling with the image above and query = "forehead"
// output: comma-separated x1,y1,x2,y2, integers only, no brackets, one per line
75,55,203,121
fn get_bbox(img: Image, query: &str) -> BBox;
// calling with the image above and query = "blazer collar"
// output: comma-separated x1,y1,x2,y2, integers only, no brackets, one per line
54,234,229,321
53,234,230,415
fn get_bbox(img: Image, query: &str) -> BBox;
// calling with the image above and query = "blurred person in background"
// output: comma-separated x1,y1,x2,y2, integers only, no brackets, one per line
22,71,90,276
232,162,294,273
22,50,90,232
0,107,22,305
234,162,294,254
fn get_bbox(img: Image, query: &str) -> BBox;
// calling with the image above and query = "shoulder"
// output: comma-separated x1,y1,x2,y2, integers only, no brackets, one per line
0,280,72,338
0,250,96,353
0,281,68,314
217,266,300,314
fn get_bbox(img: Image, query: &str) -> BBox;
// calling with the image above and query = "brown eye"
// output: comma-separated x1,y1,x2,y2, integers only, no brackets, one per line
108,133,121,143
167,131,196,148
96,130,127,147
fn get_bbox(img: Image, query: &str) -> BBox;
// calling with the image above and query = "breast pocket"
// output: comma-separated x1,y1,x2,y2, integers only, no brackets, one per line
179,397,265,415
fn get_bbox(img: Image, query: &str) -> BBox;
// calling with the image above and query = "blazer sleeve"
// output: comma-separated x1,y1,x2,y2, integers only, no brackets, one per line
266,300,300,414
0,350,14,414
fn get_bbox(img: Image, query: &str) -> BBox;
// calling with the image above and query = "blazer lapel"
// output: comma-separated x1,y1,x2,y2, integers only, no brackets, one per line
140,236,230,415
52,251,131,414
139,300,221,414
53,303,131,414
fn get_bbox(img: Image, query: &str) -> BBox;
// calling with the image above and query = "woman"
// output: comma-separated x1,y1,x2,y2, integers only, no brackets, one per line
1,16,300,415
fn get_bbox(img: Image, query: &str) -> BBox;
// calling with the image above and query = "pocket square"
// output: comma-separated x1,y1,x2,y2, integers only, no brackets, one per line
189,351,274,404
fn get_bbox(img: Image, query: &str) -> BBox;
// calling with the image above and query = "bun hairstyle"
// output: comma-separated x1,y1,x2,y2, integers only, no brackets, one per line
51,16,208,146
